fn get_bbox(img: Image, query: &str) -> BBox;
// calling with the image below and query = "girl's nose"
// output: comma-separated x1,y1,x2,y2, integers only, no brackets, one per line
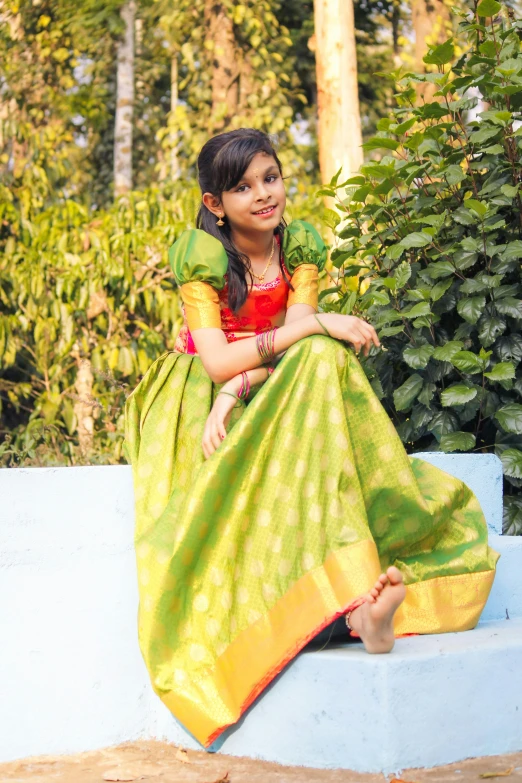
254,181,270,199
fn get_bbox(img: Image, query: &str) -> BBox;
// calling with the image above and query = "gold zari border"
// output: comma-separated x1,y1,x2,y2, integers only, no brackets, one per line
287,264,318,310
159,538,496,748
180,281,222,330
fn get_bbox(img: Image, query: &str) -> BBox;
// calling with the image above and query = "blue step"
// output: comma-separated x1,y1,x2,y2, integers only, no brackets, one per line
0,456,520,772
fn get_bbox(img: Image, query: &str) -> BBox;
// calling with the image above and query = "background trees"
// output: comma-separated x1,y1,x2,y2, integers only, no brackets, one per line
1,0,522,535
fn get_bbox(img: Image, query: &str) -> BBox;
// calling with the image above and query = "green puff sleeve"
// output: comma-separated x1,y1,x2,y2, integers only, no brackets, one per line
282,220,328,275
168,228,228,290
168,229,229,332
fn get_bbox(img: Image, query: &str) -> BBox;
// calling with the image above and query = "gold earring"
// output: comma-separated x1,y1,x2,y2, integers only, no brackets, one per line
216,214,225,226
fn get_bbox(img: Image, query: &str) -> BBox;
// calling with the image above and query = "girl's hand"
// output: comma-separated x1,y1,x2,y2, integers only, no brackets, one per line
202,385,241,460
314,313,380,357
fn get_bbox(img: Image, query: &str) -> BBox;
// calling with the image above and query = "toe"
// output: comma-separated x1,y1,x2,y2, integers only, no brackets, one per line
386,566,403,585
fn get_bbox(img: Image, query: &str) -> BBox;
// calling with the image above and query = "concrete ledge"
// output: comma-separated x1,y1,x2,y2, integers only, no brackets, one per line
205,618,522,773
0,458,518,771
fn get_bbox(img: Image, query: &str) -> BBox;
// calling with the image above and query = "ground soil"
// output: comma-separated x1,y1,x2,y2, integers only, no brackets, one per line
1,741,522,783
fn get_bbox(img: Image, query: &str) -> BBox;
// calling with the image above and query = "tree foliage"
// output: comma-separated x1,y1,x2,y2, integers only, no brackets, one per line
320,1,522,534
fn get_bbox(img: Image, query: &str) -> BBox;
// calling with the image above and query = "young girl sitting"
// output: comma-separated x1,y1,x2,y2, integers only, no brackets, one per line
124,127,499,749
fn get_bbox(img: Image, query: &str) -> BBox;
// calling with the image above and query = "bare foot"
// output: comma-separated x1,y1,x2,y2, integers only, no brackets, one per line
347,566,406,654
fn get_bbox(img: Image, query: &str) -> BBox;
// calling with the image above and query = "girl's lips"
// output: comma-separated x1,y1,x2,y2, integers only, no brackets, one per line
252,205,277,218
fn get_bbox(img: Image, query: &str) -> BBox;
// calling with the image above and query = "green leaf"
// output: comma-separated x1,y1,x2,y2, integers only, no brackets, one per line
393,373,424,412
402,302,431,319
457,296,486,324
387,243,405,260
426,260,455,279
496,334,522,362
379,325,405,337
399,232,432,249
476,0,501,16
478,315,506,347
440,431,476,452
394,261,411,288
431,279,453,301
470,126,500,144
500,448,522,479
330,166,343,187
463,198,487,218
403,344,435,369
495,297,522,319
495,403,522,434
433,341,464,361
423,39,454,66
450,351,484,374
444,165,466,185
484,362,516,381
322,208,341,228
361,137,400,152
500,184,518,198
430,410,460,440
369,290,390,306
418,382,437,406
441,384,478,406
503,496,522,535
117,346,135,376
502,240,522,261
351,186,371,203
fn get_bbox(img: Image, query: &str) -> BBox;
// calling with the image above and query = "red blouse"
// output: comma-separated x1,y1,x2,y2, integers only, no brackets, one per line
174,235,290,355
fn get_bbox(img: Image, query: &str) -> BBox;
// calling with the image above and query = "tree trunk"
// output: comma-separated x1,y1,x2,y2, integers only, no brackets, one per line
170,54,180,181
313,0,363,189
238,51,255,118
74,358,94,458
114,0,136,197
411,0,451,102
205,0,239,129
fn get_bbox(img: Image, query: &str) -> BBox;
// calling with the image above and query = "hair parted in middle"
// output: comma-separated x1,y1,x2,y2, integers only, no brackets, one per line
196,127,294,313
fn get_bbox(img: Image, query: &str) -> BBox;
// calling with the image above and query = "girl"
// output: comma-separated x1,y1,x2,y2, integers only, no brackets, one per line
124,128,499,748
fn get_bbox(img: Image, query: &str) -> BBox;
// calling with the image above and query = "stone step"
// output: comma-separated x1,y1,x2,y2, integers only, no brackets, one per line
196,617,522,773
0,458,520,772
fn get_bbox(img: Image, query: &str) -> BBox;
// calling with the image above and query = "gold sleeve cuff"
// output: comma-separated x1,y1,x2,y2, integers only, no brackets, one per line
180,281,222,330
287,264,318,310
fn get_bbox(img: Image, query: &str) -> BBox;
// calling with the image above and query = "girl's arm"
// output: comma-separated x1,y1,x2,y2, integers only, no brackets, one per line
192,311,380,385
284,303,315,325
191,314,321,384
219,365,271,398
219,306,315,393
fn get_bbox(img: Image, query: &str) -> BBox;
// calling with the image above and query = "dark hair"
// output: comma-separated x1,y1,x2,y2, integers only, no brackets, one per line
196,128,293,313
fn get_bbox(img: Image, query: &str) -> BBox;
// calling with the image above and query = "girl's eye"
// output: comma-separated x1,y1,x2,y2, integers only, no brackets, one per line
236,175,278,192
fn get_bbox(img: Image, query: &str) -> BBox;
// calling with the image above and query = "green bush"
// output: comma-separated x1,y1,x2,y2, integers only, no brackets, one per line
319,0,522,534
0,187,194,465
0,175,323,466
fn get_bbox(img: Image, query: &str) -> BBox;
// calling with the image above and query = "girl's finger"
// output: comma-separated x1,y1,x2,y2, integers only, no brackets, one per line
210,428,222,453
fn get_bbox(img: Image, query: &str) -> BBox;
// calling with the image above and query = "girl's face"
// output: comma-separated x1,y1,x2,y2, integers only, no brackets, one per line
205,151,286,233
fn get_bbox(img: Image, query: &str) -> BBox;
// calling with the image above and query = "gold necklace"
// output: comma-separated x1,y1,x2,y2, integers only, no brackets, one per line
251,237,276,283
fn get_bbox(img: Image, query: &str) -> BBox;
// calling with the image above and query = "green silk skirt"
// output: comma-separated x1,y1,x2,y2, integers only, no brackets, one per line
124,334,499,747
